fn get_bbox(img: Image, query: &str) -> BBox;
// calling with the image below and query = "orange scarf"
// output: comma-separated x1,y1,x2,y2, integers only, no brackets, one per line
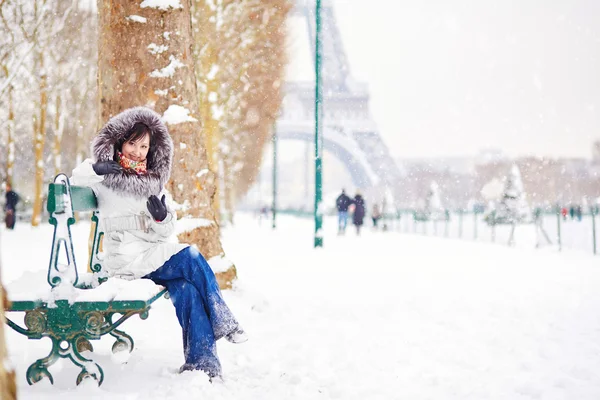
117,151,147,174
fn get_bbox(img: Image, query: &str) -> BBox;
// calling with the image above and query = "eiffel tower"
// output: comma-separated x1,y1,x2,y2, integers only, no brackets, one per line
277,0,402,203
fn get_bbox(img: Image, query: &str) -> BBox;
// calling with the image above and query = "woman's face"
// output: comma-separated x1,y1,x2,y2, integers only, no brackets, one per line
121,133,150,162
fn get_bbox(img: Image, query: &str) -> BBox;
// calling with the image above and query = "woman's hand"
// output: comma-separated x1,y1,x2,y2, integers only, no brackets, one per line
147,194,168,222
92,160,122,175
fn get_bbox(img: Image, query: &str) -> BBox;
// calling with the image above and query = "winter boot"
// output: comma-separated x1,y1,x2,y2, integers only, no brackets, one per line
225,327,248,344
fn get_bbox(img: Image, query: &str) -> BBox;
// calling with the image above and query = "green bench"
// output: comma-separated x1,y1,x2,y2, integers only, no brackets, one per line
5,173,167,386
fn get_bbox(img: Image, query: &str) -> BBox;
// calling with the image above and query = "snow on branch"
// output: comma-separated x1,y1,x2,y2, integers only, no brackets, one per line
0,42,35,97
140,0,183,11
149,55,184,78
147,43,168,54
127,15,147,23
162,104,197,125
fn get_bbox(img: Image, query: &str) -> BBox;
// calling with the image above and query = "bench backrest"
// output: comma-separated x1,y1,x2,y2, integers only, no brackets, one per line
47,183,98,214
46,176,104,288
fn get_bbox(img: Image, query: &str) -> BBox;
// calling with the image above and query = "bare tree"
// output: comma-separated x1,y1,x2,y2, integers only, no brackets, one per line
192,0,221,218
233,1,290,203
0,0,90,224
1,66,15,187
191,0,291,221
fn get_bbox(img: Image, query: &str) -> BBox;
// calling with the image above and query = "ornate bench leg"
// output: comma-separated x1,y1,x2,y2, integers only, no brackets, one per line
26,336,103,385
26,338,60,385
110,329,134,354
105,313,135,354
61,336,104,386
76,336,94,353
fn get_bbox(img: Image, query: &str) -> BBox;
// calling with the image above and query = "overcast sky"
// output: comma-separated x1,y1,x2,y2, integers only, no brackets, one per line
286,0,600,160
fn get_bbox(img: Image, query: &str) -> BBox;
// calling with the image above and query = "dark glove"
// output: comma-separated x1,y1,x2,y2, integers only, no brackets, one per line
147,194,168,222
92,160,122,175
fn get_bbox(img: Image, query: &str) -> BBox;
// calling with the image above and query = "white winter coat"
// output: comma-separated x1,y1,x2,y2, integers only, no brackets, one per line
72,159,188,280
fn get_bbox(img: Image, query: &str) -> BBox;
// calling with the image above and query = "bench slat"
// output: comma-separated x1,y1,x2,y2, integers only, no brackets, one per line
7,300,44,312
7,288,168,313
47,184,98,214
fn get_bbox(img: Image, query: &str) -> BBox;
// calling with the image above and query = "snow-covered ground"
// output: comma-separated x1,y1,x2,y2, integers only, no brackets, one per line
3,214,600,399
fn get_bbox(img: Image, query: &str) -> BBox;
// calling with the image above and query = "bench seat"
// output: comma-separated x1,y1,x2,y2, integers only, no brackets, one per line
7,272,165,307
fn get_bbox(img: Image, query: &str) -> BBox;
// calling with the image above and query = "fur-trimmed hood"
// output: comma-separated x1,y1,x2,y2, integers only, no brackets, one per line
92,107,173,198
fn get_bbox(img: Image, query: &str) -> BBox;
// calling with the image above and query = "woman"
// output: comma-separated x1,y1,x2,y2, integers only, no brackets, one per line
352,192,365,235
71,106,246,380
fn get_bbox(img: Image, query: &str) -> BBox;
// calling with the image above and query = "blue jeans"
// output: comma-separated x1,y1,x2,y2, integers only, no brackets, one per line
338,211,348,231
144,246,239,377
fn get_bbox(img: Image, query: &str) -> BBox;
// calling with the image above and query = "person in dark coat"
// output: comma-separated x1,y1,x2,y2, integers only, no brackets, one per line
352,192,366,235
335,189,352,234
4,183,20,229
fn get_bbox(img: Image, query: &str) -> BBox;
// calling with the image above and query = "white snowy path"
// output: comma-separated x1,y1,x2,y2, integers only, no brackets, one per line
3,214,600,399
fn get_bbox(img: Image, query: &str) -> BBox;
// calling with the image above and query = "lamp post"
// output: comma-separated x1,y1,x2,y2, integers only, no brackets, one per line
272,124,277,229
314,0,323,248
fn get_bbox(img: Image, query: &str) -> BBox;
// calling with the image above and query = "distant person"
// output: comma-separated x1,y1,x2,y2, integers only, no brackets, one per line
561,207,568,221
576,205,583,221
257,205,269,225
352,192,366,235
4,183,20,230
371,203,382,229
261,205,269,218
335,189,352,234
569,206,575,220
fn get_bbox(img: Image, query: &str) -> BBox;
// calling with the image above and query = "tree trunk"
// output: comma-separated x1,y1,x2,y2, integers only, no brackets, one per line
97,0,236,288
220,156,235,225
53,94,62,176
31,49,47,227
192,0,221,221
0,255,17,400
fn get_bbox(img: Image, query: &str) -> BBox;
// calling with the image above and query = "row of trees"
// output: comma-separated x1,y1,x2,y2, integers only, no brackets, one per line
419,165,530,221
192,0,291,223
0,0,291,224
0,0,98,225
399,156,600,210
